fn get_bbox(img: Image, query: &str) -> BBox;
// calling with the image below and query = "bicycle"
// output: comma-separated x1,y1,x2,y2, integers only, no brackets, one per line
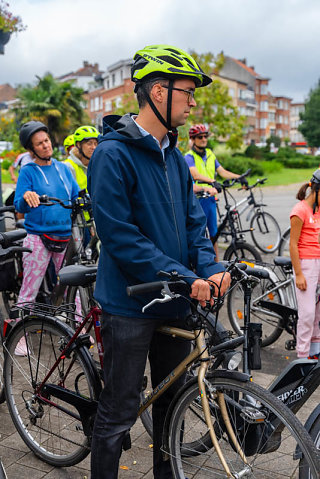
216,176,282,254
233,262,320,478
3,264,319,477
211,171,262,262
227,255,299,348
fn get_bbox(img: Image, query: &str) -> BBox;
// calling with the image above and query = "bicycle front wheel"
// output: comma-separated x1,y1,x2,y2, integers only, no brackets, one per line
4,315,100,467
223,241,262,263
168,376,320,478
250,211,281,254
227,275,283,347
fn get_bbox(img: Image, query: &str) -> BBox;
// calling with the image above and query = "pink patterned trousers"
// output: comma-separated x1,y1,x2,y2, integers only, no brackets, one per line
18,234,66,305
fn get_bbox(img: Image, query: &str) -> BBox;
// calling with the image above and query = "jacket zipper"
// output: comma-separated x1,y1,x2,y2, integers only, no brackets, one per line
162,156,182,262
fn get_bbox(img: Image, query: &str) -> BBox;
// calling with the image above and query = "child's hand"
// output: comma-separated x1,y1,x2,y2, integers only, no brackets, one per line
296,273,307,291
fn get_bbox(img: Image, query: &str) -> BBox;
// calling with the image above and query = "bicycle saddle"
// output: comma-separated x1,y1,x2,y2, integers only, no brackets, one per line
58,264,97,286
273,256,292,267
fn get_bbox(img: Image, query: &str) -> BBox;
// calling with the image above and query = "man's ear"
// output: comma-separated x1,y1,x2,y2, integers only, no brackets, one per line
150,83,165,104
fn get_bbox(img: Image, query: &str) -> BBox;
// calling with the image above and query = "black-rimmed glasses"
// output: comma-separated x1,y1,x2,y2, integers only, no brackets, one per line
162,85,195,103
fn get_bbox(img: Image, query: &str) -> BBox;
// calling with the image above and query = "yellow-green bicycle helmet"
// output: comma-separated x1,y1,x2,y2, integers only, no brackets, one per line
74,126,99,144
131,45,212,132
131,44,212,89
63,134,74,149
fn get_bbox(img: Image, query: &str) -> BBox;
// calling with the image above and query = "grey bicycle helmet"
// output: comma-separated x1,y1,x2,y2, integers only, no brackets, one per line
19,121,48,149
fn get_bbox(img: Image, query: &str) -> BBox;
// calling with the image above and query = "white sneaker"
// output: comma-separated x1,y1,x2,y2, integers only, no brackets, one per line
14,336,29,356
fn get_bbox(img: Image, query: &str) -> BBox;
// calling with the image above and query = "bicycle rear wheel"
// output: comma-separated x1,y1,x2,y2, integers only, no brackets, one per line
168,376,320,478
4,315,100,467
227,275,284,347
278,226,291,257
250,211,281,254
223,241,262,263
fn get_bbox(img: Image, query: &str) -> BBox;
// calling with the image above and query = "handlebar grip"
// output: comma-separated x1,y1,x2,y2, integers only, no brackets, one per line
127,281,165,296
0,229,27,248
0,205,15,213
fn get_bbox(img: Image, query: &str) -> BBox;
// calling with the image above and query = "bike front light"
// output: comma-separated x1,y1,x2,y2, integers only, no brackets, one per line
224,351,242,370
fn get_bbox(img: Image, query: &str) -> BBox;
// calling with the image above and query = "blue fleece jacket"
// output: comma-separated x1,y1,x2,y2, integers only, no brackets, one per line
88,113,224,319
14,159,79,236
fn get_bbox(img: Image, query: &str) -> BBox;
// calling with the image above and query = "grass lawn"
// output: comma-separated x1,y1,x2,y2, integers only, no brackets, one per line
245,167,316,187
0,166,317,188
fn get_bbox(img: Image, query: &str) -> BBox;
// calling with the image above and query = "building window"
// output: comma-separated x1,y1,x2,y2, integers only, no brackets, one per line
94,97,100,111
240,107,246,116
260,101,268,112
260,84,268,95
90,99,94,111
229,87,234,97
277,100,283,109
277,129,283,137
120,70,123,82
112,74,115,87
268,112,275,122
105,100,112,112
260,118,268,129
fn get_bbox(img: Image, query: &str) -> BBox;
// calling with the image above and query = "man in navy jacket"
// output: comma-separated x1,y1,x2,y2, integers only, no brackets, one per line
88,45,231,479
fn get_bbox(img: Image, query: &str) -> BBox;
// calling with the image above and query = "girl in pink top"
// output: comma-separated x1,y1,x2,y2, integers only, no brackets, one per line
290,169,320,358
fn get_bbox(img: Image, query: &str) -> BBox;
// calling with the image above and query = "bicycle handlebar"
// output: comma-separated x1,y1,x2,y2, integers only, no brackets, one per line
0,229,26,248
0,205,15,214
126,280,187,297
39,195,73,209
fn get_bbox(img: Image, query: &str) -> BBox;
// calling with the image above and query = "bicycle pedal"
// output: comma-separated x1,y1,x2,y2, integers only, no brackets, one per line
240,406,265,424
285,339,296,351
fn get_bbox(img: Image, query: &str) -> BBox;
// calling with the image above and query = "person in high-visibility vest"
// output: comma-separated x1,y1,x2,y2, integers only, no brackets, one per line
185,124,247,260
64,126,99,192
63,134,75,157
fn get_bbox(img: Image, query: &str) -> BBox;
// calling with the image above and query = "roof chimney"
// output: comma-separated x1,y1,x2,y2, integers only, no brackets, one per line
83,61,89,67
239,58,246,65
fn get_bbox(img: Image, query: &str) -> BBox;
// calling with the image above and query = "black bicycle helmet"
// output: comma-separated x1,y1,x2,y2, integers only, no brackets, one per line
310,169,320,213
19,121,48,149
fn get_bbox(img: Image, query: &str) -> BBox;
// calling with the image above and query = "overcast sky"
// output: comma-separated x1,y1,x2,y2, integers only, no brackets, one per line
1,0,319,102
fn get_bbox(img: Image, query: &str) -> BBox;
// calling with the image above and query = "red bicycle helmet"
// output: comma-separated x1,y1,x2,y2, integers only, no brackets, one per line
189,124,209,138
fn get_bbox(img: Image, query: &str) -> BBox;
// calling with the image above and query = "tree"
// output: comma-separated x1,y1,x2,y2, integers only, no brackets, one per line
14,73,91,146
112,92,138,116
299,80,320,147
178,51,245,153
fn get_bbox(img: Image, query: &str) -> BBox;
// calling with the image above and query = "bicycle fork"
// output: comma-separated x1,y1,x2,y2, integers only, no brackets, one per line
196,332,251,478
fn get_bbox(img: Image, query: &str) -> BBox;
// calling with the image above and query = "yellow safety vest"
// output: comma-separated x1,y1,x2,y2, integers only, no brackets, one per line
64,158,88,192
186,148,216,187
64,158,90,221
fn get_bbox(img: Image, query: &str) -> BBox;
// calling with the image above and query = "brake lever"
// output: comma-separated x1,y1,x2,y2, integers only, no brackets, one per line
142,283,180,313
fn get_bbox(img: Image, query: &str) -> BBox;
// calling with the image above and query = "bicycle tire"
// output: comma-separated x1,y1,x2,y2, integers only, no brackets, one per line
0,309,5,404
0,460,7,479
250,211,281,254
300,412,320,479
227,275,284,347
3,315,101,467
223,241,262,263
278,226,291,257
168,375,320,478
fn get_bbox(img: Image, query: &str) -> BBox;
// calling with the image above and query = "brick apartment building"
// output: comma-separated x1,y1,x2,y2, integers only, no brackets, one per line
217,57,292,144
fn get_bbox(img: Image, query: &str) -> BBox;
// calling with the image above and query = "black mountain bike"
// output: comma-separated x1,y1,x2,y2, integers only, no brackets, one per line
233,261,320,478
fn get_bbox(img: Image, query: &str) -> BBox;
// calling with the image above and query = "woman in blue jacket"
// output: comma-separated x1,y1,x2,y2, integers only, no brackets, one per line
14,121,79,355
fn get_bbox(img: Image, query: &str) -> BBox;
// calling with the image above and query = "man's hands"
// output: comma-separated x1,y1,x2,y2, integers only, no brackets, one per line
23,191,40,208
190,272,231,307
